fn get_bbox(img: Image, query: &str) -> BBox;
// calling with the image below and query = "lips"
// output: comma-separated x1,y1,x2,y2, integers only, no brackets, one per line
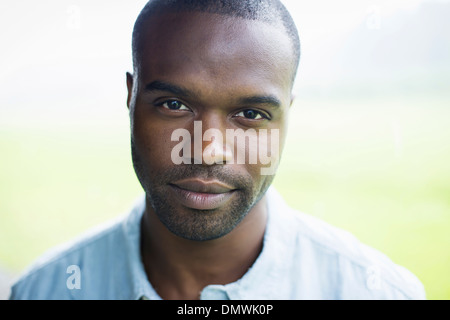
169,178,237,210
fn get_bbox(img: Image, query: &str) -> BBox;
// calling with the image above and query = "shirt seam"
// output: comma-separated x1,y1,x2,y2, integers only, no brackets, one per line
292,217,422,299
15,216,125,282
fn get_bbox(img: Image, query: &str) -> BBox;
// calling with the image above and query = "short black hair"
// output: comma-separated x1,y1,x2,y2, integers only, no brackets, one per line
132,0,300,84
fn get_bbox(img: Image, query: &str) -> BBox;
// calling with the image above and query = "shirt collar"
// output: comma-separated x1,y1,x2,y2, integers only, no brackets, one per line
121,195,161,300
224,187,292,299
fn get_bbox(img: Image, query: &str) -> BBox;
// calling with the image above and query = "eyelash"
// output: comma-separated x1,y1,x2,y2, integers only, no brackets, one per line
155,99,270,121
156,100,190,111
234,109,270,121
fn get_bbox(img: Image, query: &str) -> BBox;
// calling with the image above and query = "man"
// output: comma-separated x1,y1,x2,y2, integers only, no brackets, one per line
10,0,425,300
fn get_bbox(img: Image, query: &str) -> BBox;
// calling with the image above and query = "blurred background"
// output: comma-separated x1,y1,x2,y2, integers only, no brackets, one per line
0,0,449,299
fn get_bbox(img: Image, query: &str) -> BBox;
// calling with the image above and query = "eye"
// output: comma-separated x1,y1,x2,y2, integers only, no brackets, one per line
235,109,268,120
160,100,190,111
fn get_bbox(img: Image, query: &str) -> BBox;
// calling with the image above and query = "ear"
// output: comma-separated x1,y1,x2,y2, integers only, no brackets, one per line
126,72,134,110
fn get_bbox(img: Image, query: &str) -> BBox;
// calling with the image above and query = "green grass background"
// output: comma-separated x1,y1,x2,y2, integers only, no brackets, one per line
1,93,449,299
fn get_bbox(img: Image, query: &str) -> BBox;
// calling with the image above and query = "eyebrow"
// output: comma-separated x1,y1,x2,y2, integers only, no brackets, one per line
144,80,281,108
144,81,193,97
238,95,281,109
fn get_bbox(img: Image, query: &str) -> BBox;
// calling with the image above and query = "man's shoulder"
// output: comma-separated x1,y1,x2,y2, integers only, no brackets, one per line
268,189,426,299
10,215,126,300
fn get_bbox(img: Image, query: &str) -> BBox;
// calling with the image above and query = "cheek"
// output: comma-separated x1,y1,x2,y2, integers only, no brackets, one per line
242,127,286,188
242,162,276,200
132,114,176,170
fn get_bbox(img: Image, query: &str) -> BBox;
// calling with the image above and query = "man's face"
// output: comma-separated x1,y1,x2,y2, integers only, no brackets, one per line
128,12,294,241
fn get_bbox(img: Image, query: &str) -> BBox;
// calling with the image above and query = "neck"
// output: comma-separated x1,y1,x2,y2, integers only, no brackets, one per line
140,196,268,300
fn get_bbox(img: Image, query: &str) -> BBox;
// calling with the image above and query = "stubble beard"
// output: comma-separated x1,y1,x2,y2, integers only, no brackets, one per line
131,139,273,241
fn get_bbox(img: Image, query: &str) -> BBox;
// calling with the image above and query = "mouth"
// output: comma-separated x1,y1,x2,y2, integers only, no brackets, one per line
168,178,237,210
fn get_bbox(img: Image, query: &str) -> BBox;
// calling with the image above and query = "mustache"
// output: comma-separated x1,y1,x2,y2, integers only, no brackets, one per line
157,164,251,190
131,140,252,190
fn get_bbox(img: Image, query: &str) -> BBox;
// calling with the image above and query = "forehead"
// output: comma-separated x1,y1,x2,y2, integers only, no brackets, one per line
136,11,294,100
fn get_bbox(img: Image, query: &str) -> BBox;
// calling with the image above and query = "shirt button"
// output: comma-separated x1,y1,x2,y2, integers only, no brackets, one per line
200,285,230,300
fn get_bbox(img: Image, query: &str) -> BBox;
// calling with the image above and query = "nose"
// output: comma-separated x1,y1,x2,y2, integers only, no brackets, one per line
192,116,233,165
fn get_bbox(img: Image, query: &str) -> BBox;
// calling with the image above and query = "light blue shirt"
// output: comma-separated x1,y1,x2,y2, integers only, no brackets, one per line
9,188,425,300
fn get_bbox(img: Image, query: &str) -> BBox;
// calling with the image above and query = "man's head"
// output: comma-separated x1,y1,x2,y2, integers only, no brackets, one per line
127,0,300,241
131,0,300,84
